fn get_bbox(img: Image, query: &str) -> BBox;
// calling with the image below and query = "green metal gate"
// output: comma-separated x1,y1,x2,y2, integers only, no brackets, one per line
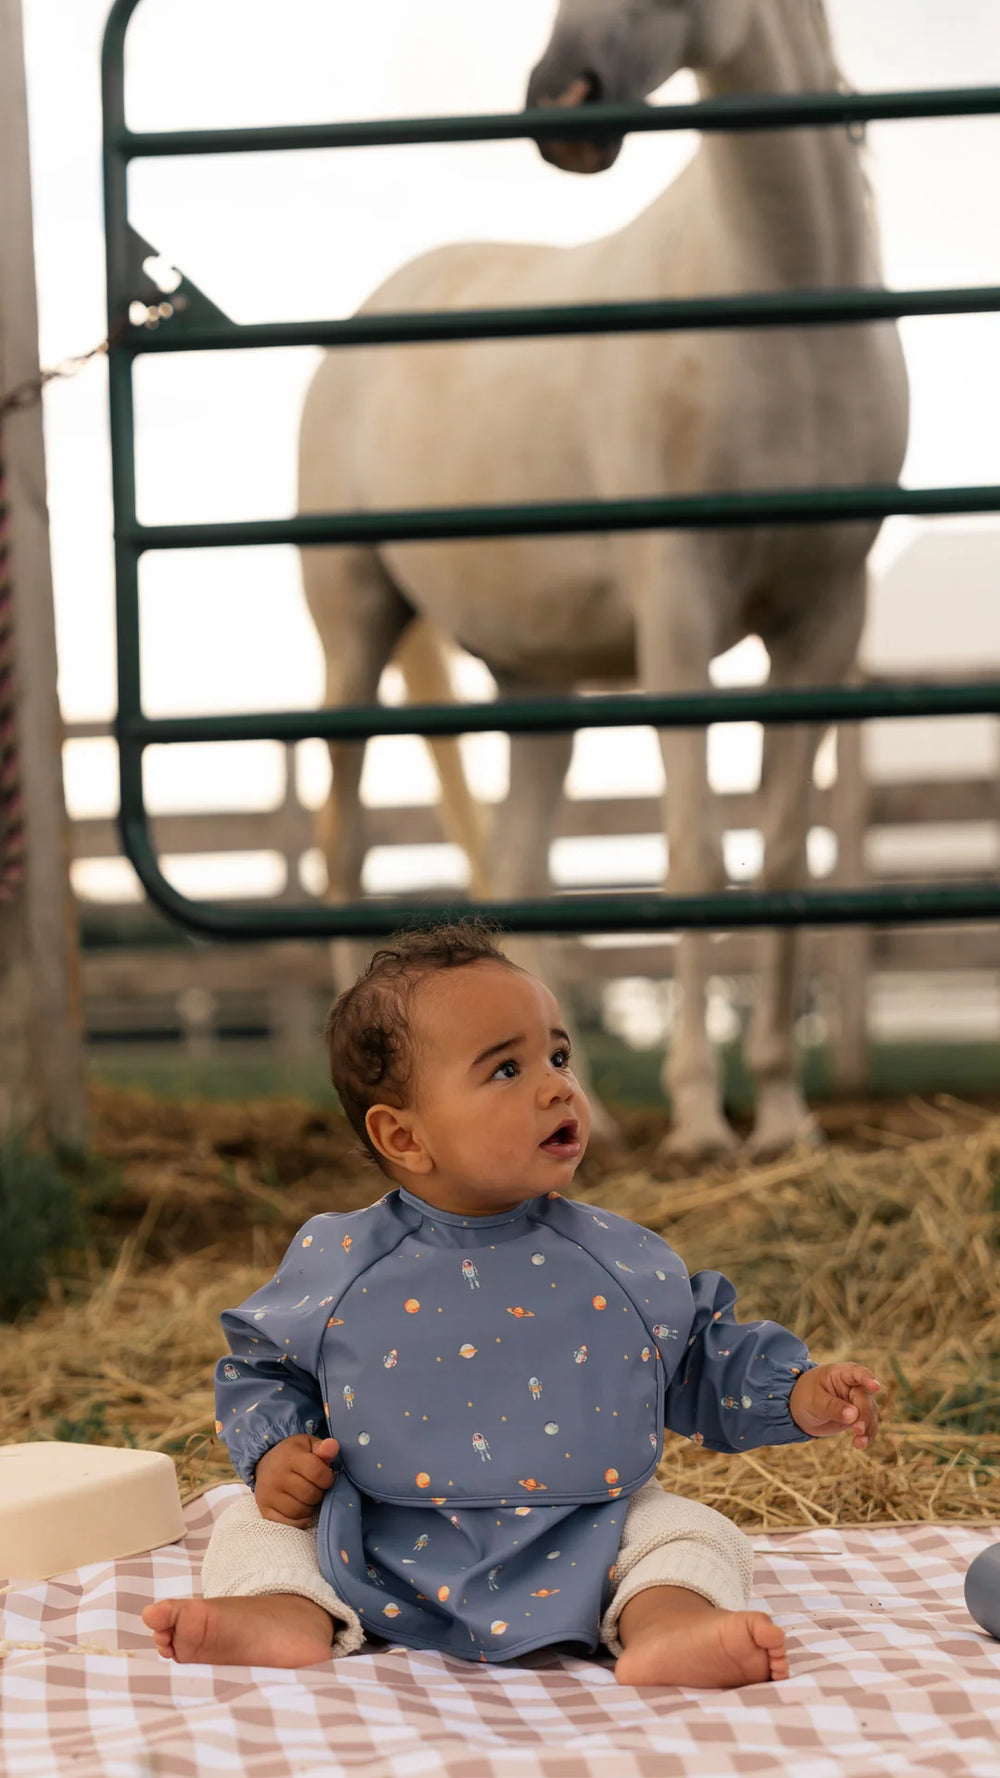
101,0,1000,941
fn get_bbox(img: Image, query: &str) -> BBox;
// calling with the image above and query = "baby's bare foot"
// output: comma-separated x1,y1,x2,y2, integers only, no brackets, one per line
142,1594,335,1668
615,1588,788,1689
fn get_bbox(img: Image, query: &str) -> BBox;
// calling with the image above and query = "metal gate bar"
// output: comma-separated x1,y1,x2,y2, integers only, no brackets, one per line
132,287,1000,356
101,0,1000,939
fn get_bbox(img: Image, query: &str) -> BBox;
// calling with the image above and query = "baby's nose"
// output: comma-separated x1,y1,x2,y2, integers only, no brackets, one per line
541,1066,573,1101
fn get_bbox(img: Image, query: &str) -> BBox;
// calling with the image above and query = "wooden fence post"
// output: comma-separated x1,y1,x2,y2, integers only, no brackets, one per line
0,0,86,1146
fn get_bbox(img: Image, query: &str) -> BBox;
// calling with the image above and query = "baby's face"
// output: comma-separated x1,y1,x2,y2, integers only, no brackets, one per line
402,961,592,1215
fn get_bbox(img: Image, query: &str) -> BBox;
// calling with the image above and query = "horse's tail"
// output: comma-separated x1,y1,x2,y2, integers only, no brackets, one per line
392,620,492,901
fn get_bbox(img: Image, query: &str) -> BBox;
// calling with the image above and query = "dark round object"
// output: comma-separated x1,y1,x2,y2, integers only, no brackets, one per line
964,1543,1000,1639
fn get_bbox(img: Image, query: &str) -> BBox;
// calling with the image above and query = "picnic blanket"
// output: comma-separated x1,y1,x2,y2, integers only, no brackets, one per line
2,1483,999,1778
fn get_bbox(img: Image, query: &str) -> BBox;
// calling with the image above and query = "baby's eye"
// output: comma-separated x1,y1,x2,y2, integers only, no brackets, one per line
490,1058,519,1081
552,1046,572,1069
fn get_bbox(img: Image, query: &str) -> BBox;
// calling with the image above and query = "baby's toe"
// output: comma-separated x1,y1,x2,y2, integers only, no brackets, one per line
749,1614,788,1681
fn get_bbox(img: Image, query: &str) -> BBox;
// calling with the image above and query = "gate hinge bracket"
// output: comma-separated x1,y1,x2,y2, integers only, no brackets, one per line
123,227,234,336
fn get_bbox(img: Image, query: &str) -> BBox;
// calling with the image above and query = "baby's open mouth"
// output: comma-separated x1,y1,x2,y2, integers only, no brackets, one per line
539,1119,580,1157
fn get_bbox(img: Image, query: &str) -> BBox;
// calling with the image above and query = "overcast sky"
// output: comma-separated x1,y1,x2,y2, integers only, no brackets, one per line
19,0,1000,901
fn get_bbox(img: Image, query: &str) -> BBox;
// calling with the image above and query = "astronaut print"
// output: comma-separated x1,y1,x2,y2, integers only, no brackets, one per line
462,1258,480,1289
472,1431,492,1461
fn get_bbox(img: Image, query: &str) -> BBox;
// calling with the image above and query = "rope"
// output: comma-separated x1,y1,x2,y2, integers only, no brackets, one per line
0,440,25,901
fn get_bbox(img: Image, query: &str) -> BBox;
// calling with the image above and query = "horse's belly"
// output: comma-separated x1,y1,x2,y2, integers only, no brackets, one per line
352,337,636,682
380,535,635,685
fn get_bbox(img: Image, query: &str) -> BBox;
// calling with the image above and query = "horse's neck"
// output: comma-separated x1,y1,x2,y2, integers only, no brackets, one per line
694,0,878,287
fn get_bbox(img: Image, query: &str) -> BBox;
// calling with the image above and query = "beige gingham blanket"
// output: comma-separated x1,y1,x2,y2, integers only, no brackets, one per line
2,1483,999,1778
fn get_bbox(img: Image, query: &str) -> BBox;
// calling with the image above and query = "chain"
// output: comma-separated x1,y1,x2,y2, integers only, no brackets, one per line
0,318,134,423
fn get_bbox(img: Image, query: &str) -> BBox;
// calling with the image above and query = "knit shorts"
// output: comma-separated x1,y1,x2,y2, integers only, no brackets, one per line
202,1480,753,1659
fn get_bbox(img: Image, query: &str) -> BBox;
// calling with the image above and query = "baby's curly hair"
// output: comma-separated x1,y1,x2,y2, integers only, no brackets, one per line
324,921,517,1168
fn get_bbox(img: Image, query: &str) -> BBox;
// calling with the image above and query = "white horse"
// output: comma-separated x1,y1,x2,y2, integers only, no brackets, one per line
298,0,909,1162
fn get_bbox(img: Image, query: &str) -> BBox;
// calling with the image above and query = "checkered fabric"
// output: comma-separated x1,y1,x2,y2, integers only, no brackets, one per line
2,1484,999,1778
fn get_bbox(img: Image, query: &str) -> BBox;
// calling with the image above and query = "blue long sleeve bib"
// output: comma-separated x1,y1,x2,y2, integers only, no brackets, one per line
215,1188,813,1661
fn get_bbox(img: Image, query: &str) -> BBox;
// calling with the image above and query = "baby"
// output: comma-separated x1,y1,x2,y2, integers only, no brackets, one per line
145,922,880,1688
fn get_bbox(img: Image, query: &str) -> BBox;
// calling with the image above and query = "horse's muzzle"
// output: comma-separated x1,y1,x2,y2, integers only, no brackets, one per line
527,70,624,175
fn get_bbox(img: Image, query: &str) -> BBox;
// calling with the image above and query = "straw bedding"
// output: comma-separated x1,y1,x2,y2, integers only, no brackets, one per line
2,1085,999,1531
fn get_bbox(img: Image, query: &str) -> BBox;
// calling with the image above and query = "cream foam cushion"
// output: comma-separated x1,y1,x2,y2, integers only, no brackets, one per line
0,1441,185,1581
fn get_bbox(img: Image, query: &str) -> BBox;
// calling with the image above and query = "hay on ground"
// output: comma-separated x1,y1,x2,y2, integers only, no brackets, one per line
1,1086,999,1530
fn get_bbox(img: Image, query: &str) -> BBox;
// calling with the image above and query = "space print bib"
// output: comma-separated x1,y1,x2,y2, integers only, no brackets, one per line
315,1188,686,1508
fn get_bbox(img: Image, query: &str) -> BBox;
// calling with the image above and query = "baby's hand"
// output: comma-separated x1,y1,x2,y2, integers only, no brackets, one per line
254,1434,339,1526
789,1363,881,1449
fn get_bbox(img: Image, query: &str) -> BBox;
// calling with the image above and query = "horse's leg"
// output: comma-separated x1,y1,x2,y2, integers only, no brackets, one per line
491,675,621,1148
393,621,492,900
631,536,737,1163
300,543,412,992
745,569,867,1157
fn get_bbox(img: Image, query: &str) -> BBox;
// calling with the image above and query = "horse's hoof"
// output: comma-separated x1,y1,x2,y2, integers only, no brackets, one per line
745,1112,824,1162
656,1119,740,1170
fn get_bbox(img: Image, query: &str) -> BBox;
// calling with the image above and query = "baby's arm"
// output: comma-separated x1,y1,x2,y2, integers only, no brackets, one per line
215,1218,339,1488
663,1268,817,1453
214,1323,329,1489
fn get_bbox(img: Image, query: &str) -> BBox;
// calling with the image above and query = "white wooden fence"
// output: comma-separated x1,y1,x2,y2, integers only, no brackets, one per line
68,673,1000,1089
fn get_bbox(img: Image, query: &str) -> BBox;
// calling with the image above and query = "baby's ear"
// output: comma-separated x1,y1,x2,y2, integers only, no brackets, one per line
366,1103,432,1174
